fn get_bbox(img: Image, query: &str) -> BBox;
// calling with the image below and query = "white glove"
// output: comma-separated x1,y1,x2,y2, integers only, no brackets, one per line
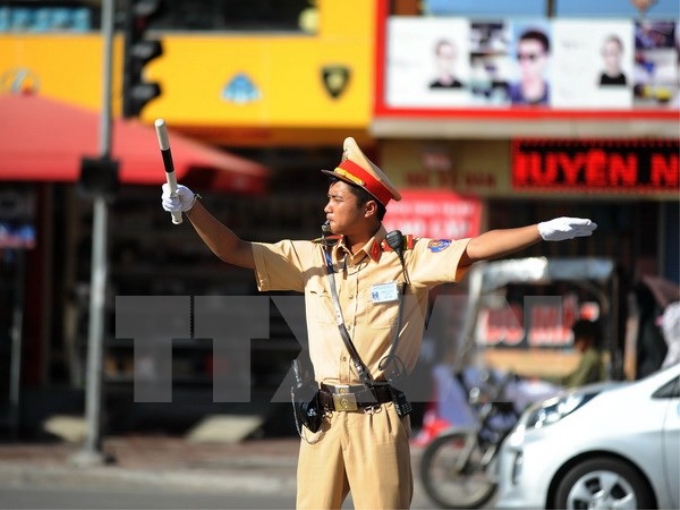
538,217,597,241
161,183,196,214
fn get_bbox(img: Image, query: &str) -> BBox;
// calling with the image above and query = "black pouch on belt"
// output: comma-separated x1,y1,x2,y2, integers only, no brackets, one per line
389,386,413,417
291,359,322,433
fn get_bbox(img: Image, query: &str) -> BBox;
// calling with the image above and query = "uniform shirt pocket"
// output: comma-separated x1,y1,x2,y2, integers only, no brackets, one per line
306,280,335,324
358,282,400,330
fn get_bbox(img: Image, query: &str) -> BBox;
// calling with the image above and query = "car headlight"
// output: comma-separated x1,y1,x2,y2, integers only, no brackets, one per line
525,391,598,429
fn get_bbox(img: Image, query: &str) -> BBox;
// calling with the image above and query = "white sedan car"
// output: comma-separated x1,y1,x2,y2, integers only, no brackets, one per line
495,363,680,510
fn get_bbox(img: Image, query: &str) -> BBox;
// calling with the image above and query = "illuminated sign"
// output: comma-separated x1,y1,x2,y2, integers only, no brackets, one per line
512,139,679,191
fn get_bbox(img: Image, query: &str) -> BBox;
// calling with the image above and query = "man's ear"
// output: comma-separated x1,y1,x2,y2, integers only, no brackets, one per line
364,200,378,218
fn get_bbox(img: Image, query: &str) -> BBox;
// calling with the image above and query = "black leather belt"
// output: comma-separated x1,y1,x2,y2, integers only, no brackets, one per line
319,383,393,412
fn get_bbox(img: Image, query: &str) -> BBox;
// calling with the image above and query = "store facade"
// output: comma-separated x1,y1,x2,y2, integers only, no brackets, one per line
0,0,381,436
371,0,679,378
0,0,678,436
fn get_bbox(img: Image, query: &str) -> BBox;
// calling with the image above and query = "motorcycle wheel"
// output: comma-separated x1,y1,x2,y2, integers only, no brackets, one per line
419,431,497,509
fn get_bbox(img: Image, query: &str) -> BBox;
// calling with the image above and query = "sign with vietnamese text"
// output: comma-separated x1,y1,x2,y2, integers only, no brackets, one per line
512,139,679,192
383,189,482,239
475,295,600,348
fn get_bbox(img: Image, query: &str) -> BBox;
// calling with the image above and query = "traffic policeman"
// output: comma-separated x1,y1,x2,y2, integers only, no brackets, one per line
162,137,597,509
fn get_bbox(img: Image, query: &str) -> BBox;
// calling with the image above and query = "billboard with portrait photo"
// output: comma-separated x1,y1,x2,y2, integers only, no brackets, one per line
375,5,679,121
633,20,678,108
507,20,552,107
386,17,471,108
552,20,633,109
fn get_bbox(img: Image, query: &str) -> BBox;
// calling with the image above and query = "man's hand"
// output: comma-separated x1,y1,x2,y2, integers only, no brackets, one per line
538,217,597,241
161,183,196,214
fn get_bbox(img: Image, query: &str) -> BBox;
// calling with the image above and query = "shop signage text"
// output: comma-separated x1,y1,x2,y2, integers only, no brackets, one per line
476,295,590,348
513,140,679,191
383,189,482,239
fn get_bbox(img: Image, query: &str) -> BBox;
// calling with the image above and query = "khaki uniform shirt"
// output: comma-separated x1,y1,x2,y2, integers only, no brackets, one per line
252,225,470,385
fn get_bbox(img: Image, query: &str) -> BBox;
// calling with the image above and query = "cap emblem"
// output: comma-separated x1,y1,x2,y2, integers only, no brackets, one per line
334,167,364,187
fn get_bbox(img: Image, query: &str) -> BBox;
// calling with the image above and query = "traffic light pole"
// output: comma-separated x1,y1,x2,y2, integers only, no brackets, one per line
71,0,116,468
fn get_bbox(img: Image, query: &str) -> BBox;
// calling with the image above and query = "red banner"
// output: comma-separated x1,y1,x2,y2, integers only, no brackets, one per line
383,189,482,239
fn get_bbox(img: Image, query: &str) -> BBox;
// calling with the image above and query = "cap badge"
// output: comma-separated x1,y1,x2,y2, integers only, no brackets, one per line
334,167,364,187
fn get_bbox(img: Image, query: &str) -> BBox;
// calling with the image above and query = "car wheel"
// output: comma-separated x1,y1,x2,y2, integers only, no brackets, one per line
555,457,654,510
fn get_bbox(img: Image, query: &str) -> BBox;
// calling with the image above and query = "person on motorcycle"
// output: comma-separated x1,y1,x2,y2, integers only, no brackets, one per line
555,319,607,388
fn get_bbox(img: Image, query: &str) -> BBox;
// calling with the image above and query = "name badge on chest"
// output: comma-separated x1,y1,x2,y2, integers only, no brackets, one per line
371,282,399,304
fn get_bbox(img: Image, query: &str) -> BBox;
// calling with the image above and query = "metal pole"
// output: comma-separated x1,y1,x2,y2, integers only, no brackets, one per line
9,250,25,440
546,0,556,17
72,0,115,467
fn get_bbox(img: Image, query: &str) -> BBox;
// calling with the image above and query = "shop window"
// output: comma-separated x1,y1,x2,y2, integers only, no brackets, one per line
0,2,95,32
0,0,315,33
148,0,313,32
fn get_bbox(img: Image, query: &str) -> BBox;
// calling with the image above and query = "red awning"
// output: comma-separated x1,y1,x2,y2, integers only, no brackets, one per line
0,94,269,193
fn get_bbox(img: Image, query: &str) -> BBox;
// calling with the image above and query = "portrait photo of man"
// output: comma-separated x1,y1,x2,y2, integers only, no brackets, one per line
551,19,633,108
599,34,628,86
508,28,551,105
385,17,470,107
429,38,464,89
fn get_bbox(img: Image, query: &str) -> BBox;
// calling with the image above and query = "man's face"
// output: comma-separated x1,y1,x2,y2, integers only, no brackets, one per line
436,42,457,74
573,337,589,353
517,39,547,79
324,180,367,235
602,40,622,72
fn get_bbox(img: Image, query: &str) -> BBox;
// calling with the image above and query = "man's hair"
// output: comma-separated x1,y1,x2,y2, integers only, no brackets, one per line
572,319,601,346
434,38,455,56
604,34,624,52
329,177,387,221
519,29,550,54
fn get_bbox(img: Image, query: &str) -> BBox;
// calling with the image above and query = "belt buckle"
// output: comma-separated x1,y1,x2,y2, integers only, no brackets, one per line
332,385,358,411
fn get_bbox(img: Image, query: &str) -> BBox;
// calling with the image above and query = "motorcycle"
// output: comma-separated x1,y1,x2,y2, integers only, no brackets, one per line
418,368,528,509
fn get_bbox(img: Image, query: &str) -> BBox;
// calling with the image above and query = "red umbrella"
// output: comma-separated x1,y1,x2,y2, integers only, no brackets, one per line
0,93,268,193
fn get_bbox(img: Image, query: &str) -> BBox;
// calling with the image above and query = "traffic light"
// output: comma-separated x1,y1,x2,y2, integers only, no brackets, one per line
123,0,163,117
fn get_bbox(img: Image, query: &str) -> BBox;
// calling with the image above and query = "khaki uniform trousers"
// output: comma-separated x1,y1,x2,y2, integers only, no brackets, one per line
296,402,413,510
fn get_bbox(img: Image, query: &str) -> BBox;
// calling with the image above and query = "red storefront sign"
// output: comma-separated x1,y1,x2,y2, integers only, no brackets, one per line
512,139,679,192
383,189,482,239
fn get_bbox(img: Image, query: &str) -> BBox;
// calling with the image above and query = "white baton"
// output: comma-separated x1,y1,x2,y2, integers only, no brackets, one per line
154,118,183,225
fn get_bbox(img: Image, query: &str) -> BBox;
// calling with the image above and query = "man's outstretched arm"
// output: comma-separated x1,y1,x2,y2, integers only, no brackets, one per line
459,217,597,266
162,184,255,269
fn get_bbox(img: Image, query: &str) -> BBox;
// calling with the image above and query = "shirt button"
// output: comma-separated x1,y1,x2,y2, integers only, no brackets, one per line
342,356,347,362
